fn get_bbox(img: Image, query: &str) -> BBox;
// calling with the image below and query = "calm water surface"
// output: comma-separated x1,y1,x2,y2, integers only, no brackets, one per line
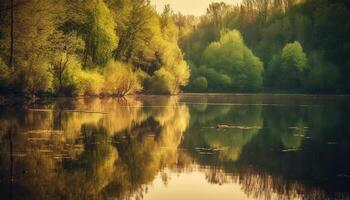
0,94,350,200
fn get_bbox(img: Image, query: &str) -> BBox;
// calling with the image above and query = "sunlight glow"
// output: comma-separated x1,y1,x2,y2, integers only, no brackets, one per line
151,0,242,15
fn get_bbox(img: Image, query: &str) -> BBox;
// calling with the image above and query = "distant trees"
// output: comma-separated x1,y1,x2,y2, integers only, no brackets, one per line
188,30,264,92
181,0,350,94
191,76,208,92
206,2,230,28
266,41,308,90
304,51,340,93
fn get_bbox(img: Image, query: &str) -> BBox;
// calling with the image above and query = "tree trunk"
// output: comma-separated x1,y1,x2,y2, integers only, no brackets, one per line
9,0,14,70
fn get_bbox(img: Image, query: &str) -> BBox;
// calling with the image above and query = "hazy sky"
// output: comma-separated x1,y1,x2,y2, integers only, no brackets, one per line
151,0,242,16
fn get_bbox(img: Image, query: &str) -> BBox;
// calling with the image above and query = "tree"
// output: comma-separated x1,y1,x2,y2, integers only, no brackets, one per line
50,32,84,94
160,4,179,43
9,0,14,70
147,61,190,95
267,41,308,89
113,0,154,62
81,0,118,67
0,0,64,95
304,51,340,93
203,30,264,91
207,2,230,28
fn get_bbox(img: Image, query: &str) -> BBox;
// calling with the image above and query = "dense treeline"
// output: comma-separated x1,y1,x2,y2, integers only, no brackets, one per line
0,0,349,96
0,0,190,97
179,0,350,93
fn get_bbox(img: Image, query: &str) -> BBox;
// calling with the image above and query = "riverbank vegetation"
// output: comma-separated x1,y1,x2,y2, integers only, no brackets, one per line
0,0,190,97
180,0,350,93
0,0,349,97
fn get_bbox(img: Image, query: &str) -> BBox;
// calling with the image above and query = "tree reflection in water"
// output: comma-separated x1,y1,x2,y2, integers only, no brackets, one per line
183,95,350,200
0,97,190,200
0,95,349,200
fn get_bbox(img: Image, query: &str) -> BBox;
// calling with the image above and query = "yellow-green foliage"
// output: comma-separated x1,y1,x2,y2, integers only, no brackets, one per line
75,69,103,96
51,56,103,96
148,61,190,95
148,68,175,94
146,31,190,94
50,53,73,93
266,41,308,89
0,0,63,95
110,3,190,95
0,0,190,97
160,5,179,43
102,61,142,96
20,60,54,95
203,30,264,91
53,57,103,96
83,0,118,66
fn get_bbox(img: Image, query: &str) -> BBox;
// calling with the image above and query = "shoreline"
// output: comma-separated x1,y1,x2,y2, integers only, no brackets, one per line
181,92,350,97
1,92,350,106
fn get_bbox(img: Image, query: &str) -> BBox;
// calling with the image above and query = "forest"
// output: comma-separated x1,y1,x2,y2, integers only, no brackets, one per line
181,0,350,93
0,0,350,97
0,0,190,97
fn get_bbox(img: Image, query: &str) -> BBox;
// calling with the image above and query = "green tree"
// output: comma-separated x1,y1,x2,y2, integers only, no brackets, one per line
0,0,64,96
112,0,154,63
81,0,118,67
50,32,84,94
266,41,308,90
191,76,208,92
203,30,264,91
304,51,340,93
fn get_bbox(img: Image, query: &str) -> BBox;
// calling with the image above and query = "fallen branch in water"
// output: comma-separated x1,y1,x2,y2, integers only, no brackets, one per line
215,124,262,130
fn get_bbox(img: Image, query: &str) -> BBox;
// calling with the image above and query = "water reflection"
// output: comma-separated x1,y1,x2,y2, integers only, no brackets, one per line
182,95,350,200
0,95,349,200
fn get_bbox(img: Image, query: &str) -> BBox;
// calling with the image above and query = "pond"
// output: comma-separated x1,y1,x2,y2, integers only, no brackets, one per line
0,94,350,200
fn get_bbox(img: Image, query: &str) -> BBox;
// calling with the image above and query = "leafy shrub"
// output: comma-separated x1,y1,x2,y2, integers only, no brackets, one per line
102,61,142,96
20,60,53,96
75,69,103,96
148,68,175,95
192,76,208,92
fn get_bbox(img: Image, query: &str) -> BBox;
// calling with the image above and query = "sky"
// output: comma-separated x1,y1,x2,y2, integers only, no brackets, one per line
151,0,242,16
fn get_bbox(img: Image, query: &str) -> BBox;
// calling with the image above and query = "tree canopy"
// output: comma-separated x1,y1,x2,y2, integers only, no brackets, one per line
180,0,350,94
0,0,189,97
202,30,264,91
0,0,349,96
